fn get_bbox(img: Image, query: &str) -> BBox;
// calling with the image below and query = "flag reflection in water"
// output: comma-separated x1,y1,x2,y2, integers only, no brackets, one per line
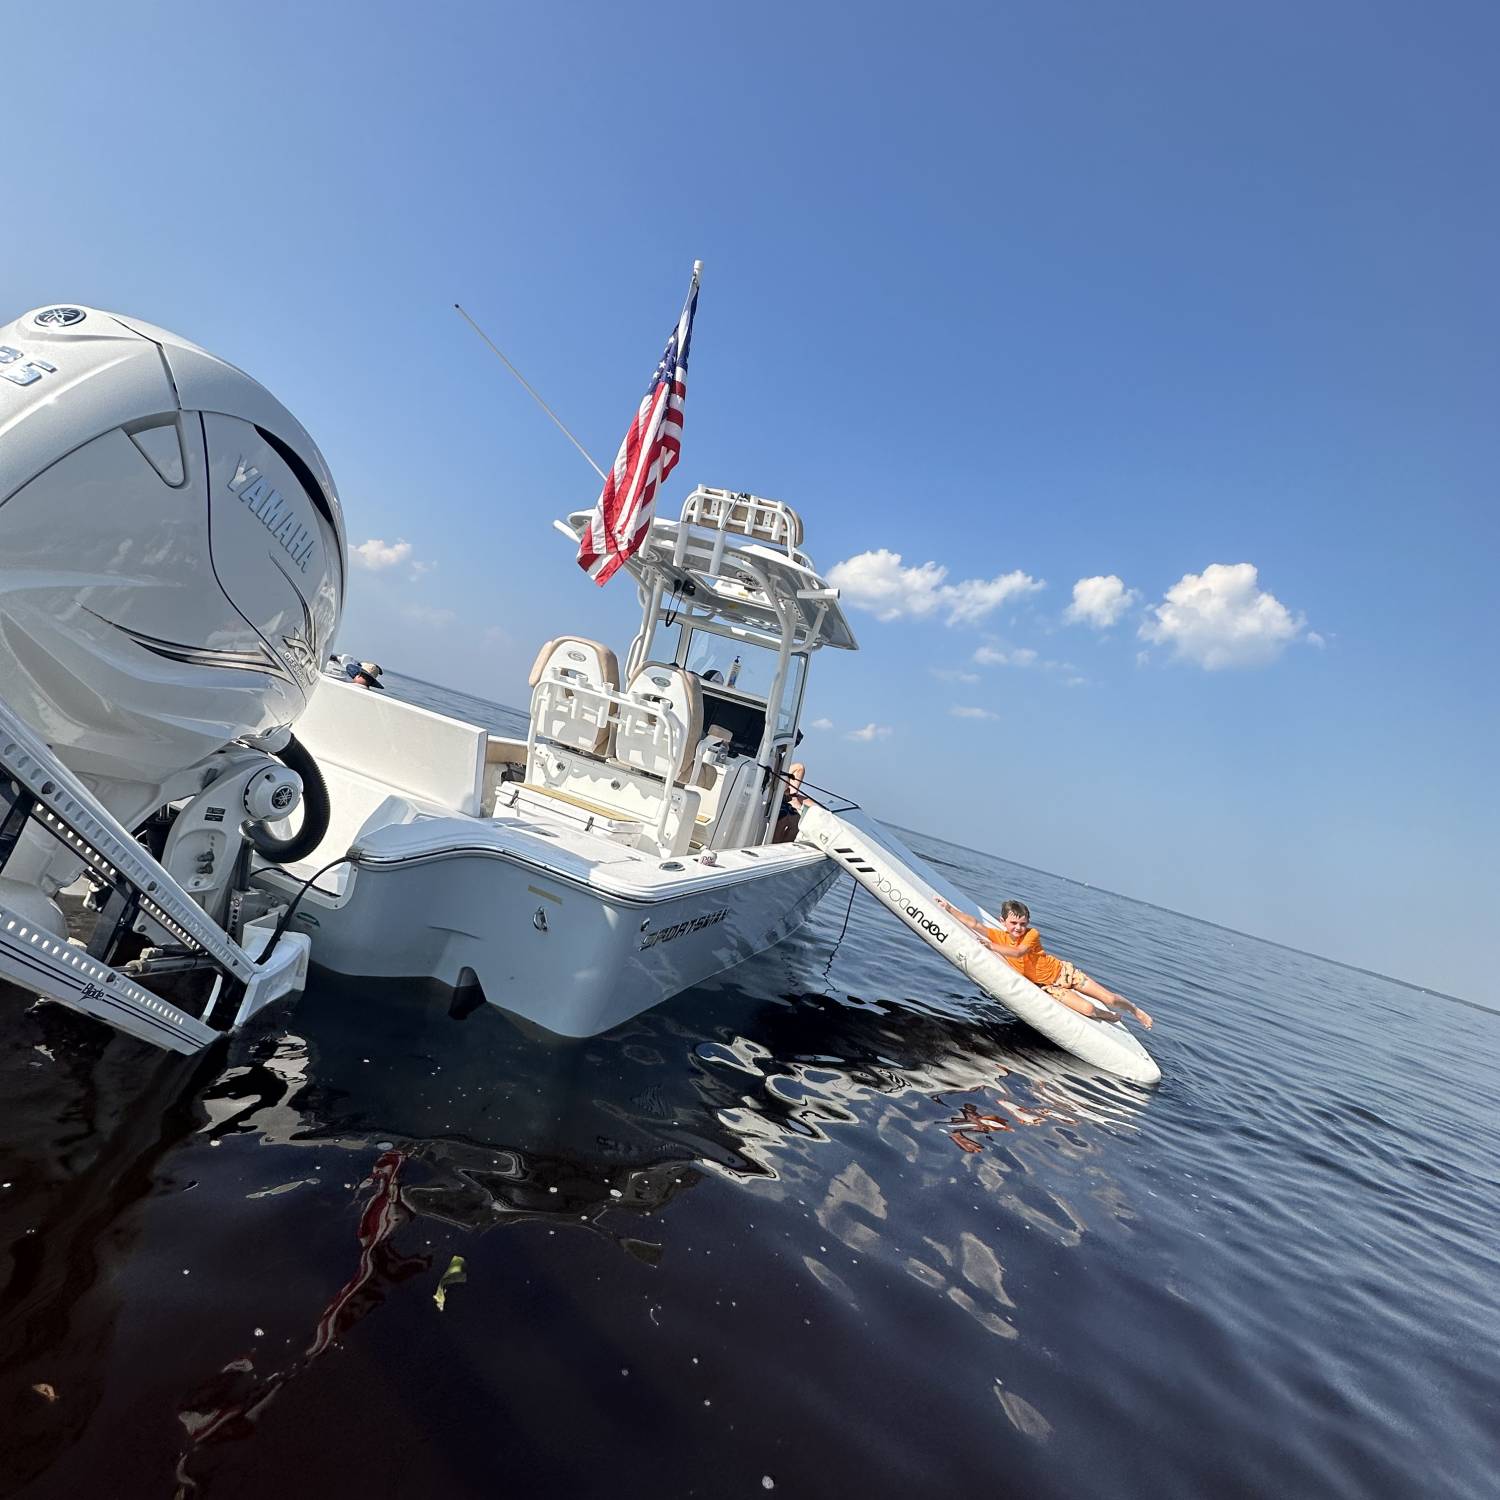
173,1150,429,1494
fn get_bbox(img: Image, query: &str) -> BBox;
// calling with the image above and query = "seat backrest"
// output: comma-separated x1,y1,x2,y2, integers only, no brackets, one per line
612,664,702,784
527,636,621,692
527,636,621,759
531,678,613,759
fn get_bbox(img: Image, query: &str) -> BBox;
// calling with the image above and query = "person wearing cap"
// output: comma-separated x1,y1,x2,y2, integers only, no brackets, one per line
327,654,385,690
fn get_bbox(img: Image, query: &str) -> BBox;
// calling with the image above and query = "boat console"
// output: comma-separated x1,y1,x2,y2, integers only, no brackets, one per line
535,486,858,856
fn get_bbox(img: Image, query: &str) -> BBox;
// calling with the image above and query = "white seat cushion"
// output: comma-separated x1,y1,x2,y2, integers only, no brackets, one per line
527,636,622,758
612,665,703,784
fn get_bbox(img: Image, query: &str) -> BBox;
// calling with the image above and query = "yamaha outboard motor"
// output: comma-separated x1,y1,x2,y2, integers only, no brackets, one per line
0,305,345,831
0,303,345,1029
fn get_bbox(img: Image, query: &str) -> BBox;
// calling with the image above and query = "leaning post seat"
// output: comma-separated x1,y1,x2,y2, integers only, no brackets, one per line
612,665,703,786
527,636,622,759
527,636,622,693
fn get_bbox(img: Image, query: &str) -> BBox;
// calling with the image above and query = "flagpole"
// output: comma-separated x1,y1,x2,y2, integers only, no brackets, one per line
685,261,703,330
453,303,608,482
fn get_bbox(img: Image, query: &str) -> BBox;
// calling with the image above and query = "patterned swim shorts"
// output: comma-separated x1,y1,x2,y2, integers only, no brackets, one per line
1049,961,1091,991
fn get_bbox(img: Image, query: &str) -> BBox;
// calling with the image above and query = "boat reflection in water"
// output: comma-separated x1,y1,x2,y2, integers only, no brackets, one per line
196,964,1151,1204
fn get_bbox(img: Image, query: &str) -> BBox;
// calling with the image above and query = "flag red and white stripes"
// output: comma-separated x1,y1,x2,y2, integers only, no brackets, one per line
577,265,700,584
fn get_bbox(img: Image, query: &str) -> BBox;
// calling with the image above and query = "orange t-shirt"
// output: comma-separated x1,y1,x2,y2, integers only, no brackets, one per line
982,925,1062,986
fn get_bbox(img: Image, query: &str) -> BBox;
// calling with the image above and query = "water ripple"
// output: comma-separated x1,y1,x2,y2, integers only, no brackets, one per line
2,751,1498,1498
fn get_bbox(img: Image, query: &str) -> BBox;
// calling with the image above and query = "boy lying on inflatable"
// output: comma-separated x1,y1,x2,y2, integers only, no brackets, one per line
936,898,1153,1030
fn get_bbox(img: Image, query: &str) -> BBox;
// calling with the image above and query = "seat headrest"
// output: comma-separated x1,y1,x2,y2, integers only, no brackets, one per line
527,636,622,690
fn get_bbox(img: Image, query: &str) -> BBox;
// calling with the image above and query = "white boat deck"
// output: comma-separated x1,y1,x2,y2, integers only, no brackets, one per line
350,799,826,903
271,673,821,906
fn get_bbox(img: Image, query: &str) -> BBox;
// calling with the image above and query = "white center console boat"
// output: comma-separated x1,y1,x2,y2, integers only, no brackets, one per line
0,301,858,1054
256,486,859,1035
0,302,1156,1080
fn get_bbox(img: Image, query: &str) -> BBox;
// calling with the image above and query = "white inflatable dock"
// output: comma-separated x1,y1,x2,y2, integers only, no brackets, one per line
800,805,1161,1085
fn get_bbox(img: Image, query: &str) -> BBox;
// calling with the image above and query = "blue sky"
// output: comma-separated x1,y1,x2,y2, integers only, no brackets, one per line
8,1,1496,1002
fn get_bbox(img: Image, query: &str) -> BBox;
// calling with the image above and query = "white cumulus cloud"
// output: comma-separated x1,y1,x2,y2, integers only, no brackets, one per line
974,644,1038,668
949,705,997,720
1065,575,1140,629
828,549,1042,626
931,667,980,684
809,717,834,731
846,722,892,742
1139,562,1305,669
942,572,1044,625
351,537,414,571
828,550,945,620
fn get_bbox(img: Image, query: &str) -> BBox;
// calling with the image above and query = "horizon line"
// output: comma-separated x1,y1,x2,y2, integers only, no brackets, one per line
375,667,1489,1017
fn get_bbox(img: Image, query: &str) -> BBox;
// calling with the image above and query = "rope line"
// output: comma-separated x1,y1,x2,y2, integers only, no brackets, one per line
823,875,859,977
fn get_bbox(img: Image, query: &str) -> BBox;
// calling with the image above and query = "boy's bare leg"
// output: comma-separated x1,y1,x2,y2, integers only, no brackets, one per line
1048,985,1117,1021
1075,976,1153,1029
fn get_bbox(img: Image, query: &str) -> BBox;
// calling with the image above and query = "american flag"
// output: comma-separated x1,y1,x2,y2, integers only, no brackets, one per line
577,264,700,584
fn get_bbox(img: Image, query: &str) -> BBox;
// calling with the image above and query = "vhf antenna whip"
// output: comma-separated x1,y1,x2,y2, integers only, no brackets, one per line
453,303,607,481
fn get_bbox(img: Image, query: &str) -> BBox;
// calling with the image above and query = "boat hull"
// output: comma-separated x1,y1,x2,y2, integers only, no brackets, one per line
271,843,839,1038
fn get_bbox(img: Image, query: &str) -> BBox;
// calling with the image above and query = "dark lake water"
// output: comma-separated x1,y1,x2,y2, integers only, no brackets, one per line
3,672,1497,1498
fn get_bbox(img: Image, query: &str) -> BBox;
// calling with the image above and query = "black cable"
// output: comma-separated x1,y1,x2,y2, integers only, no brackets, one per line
753,765,861,972
823,875,859,977
258,855,353,963
761,763,859,815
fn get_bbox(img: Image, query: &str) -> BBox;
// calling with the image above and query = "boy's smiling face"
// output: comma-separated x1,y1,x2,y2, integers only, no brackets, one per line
1001,911,1030,939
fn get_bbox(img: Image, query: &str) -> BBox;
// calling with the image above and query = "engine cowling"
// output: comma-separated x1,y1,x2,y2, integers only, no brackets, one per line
0,304,345,829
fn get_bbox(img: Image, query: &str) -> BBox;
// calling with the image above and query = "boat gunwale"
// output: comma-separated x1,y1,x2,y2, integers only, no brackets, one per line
258,830,833,911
